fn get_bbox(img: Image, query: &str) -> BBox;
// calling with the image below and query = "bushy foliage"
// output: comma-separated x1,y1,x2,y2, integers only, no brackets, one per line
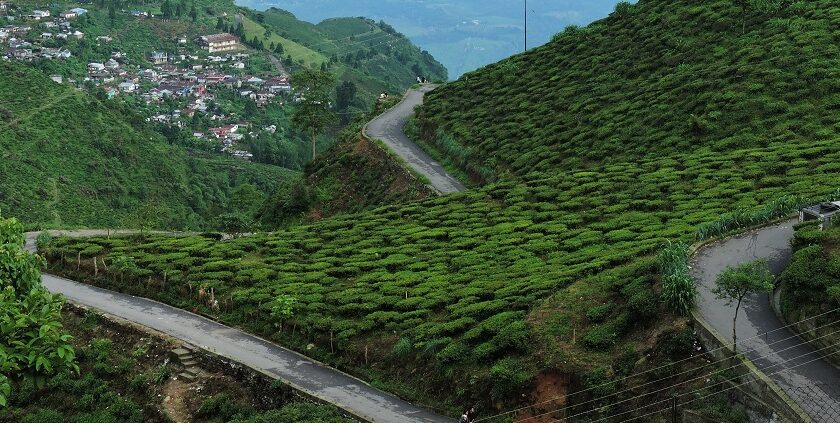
418,0,840,183
658,241,694,316
0,215,77,409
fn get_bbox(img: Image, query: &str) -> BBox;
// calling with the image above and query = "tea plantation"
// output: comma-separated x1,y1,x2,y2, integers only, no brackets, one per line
41,0,840,413
416,0,840,183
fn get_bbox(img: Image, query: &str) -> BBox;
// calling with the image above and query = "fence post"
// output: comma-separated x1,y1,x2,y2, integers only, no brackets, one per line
672,395,678,423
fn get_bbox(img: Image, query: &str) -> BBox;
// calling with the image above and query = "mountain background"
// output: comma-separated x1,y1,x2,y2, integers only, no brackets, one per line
234,0,635,79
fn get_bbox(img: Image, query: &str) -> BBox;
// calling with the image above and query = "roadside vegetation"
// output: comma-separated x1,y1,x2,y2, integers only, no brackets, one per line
778,221,840,364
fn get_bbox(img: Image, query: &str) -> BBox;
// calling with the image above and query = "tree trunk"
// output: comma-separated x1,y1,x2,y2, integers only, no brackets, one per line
311,129,317,160
733,298,742,353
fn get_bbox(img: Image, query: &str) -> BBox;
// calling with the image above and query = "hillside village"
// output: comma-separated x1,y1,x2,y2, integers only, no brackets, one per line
1,0,294,160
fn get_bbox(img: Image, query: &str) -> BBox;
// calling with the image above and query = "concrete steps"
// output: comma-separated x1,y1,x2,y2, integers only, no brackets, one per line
171,344,201,382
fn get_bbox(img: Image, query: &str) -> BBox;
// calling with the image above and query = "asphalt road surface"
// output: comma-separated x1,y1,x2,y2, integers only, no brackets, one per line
692,219,840,422
25,232,454,423
364,85,467,194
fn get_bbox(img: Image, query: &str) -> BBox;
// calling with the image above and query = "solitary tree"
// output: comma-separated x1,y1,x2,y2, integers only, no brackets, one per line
335,80,357,124
291,68,337,160
270,294,297,333
713,259,774,352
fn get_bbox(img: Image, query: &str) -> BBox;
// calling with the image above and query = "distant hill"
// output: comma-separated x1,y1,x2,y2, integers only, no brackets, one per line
0,62,295,229
235,7,448,97
238,0,628,78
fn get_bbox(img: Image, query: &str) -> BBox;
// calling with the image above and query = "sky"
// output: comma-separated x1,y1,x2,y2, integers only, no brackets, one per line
235,0,636,79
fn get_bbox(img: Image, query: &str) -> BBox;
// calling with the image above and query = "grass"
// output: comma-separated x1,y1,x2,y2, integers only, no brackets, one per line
239,14,327,66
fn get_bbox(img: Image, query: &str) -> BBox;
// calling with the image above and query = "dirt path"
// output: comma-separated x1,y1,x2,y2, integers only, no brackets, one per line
163,379,191,423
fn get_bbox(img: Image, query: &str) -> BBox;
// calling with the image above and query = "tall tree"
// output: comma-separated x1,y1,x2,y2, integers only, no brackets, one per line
161,0,172,19
291,68,337,160
335,80,357,124
713,259,774,352
189,4,197,22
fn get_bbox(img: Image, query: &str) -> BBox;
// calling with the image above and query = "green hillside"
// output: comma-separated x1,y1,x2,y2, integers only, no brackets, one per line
259,99,434,225
36,0,840,418
417,0,840,183
0,62,295,229
237,8,448,97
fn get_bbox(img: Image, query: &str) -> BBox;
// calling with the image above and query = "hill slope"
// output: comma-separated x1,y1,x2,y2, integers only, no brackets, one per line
417,0,840,182
237,8,448,98
0,62,295,229
36,0,840,418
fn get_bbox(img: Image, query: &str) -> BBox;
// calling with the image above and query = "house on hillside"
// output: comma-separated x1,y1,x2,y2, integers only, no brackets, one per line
197,33,239,53
149,51,168,64
30,10,50,20
60,10,78,19
800,202,840,230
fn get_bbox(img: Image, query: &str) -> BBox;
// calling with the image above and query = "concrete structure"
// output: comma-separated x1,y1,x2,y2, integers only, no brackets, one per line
799,201,840,230
148,51,167,65
198,33,239,53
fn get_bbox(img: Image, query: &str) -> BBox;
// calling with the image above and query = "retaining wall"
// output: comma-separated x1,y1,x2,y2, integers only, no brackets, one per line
691,310,811,423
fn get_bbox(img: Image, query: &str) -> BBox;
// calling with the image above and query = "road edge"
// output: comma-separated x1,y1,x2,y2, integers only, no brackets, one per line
361,85,444,195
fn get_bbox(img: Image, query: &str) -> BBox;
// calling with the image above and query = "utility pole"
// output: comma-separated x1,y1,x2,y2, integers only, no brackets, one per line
524,0,528,51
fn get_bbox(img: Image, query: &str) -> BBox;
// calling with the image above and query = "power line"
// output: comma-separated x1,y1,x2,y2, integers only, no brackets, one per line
515,325,840,423
511,321,840,423
474,306,840,422
544,339,840,423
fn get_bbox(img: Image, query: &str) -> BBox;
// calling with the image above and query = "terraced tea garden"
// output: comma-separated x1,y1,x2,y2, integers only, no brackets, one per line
35,0,840,412
416,0,840,183
43,134,840,407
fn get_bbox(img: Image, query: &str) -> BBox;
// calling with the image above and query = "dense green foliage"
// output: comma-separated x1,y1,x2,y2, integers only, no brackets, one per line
34,0,840,412
259,98,433,224
780,222,840,323
418,0,840,182
0,307,353,422
0,215,76,409
0,62,296,229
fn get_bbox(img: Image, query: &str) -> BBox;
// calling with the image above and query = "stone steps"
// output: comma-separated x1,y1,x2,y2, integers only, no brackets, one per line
171,344,202,382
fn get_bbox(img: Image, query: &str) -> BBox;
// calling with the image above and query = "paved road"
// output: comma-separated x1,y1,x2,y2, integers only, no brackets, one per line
25,232,454,423
692,219,840,422
364,85,466,194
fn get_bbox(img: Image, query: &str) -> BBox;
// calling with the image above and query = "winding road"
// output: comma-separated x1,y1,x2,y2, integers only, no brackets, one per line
364,85,466,194
27,246,455,420
692,219,840,422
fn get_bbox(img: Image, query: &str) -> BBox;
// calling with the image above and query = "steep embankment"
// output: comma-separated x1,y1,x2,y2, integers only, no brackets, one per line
0,62,295,229
417,0,840,182
38,0,840,420
259,97,434,224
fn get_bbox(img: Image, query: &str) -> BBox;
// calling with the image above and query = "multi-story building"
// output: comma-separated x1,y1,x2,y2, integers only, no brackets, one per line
197,33,239,53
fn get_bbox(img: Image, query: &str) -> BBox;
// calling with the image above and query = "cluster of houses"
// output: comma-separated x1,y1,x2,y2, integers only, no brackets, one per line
1,2,291,162
1,6,86,61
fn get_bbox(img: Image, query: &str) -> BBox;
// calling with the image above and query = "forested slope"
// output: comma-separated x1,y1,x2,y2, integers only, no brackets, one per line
0,62,295,229
417,0,840,182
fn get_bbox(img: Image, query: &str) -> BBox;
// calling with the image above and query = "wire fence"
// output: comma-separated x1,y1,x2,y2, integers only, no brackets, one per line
790,383,840,423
